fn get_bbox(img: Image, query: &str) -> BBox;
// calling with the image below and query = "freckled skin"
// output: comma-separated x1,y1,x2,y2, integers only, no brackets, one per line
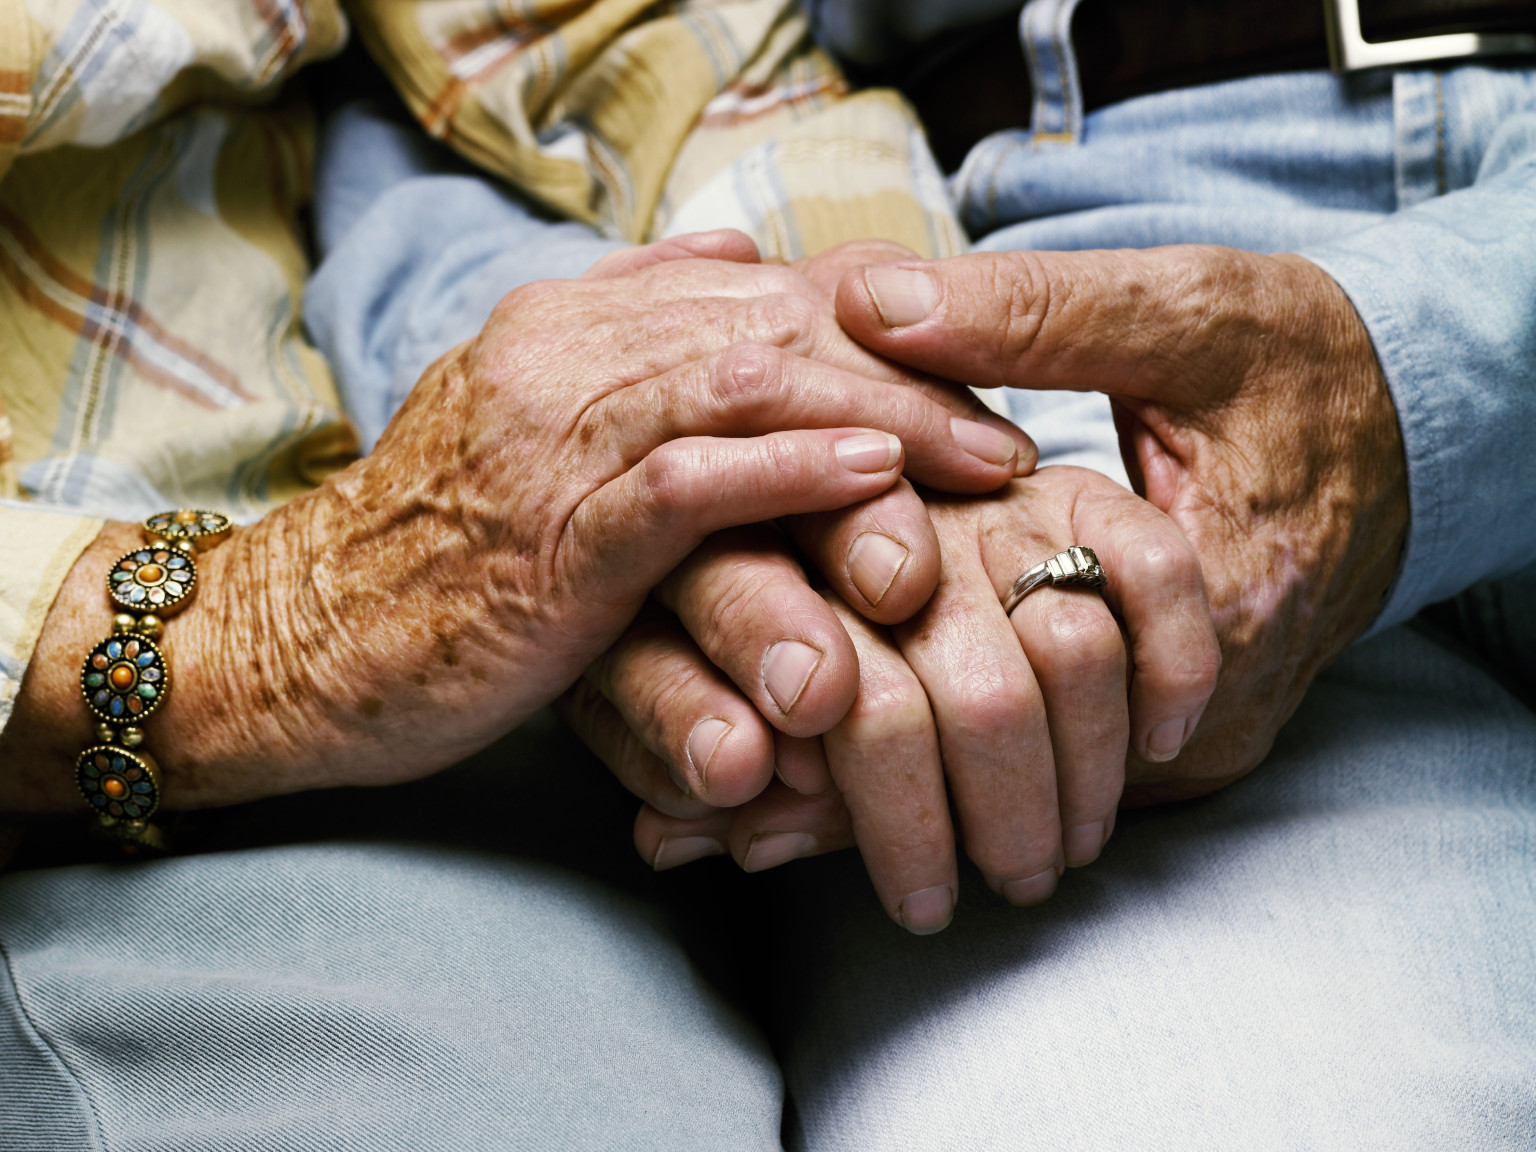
1,232,1019,816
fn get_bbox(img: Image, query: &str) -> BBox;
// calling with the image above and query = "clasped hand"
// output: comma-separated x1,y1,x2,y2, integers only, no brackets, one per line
558,239,1220,935
563,235,1405,937
159,229,1397,943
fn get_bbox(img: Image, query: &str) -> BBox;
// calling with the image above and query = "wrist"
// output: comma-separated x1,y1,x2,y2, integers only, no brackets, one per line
150,500,342,806
164,466,505,803
0,505,345,818
1,521,144,813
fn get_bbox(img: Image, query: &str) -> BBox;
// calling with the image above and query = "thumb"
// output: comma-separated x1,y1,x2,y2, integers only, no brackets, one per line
834,245,1270,405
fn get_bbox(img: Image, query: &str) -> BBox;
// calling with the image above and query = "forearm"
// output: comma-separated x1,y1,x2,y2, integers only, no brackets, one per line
0,477,537,818
2,522,142,812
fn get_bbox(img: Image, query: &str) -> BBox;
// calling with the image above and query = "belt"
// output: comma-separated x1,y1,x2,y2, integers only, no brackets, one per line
886,0,1536,171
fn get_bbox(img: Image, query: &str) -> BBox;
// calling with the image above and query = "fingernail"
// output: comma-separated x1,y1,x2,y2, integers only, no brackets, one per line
1002,868,1058,906
742,831,819,873
899,885,955,935
652,836,726,871
1015,436,1038,477
762,640,822,714
950,417,1018,468
847,532,910,607
686,717,732,790
1064,821,1105,868
864,266,937,327
835,431,901,473
1146,717,1190,762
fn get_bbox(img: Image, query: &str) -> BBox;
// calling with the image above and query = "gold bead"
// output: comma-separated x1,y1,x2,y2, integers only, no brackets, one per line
120,726,146,748
113,613,138,634
137,615,164,639
171,538,196,555
95,722,116,743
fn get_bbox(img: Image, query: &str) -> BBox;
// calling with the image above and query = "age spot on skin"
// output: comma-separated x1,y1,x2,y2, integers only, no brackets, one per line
360,697,385,718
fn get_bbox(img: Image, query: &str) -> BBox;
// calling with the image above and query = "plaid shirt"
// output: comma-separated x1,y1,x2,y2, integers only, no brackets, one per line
0,0,962,738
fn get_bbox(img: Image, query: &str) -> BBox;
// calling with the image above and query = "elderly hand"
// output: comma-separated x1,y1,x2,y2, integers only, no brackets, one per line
543,238,1040,820
3,234,1029,813
573,466,1218,932
832,245,1409,802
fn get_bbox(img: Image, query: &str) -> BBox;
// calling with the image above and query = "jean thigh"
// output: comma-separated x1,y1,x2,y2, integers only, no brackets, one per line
769,624,1536,1152
0,718,784,1152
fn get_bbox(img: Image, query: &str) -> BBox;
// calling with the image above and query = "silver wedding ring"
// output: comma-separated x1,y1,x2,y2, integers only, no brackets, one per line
1001,546,1107,615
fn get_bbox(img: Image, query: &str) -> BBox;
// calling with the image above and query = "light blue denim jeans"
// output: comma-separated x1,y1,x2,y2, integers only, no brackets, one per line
5,10,1535,1150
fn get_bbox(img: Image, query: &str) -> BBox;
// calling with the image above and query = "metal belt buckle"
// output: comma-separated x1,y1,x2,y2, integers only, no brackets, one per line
1324,0,1536,71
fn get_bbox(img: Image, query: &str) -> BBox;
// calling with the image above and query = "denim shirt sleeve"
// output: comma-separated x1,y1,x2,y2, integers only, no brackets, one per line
1301,112,1536,631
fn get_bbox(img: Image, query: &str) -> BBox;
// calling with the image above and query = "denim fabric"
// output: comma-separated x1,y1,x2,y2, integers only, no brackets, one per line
4,630,1533,1149
0,844,784,1150
953,25,1536,628
772,623,1536,1150
1,716,785,1151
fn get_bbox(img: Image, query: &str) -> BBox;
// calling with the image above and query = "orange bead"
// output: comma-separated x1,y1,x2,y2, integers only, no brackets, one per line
137,564,165,584
110,665,137,690
175,509,198,523
103,778,127,799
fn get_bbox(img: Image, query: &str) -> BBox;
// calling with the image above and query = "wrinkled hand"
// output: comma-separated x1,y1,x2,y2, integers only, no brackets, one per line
833,244,1409,801
553,240,1039,818
101,234,1032,809
582,466,1218,932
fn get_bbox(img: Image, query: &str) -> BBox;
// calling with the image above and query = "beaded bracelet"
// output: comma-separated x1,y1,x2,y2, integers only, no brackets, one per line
75,509,231,852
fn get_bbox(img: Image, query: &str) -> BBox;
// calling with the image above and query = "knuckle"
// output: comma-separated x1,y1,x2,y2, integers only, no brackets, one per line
714,343,788,404
1035,598,1124,674
754,431,809,489
645,665,707,738
1127,536,1200,592
748,292,825,355
997,252,1052,361
847,669,930,735
637,443,700,522
941,662,1034,734
701,566,783,651
1149,643,1223,705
